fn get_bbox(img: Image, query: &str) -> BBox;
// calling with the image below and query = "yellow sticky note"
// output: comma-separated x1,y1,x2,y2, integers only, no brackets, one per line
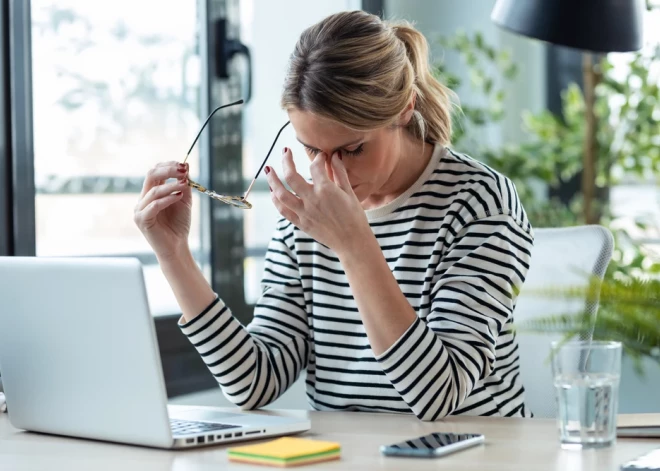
229,437,340,460
228,437,341,467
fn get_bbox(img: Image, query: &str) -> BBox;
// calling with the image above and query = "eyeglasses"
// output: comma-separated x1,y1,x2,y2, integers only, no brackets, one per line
182,99,290,209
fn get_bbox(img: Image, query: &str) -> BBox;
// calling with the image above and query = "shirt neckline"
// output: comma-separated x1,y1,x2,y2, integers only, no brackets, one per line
364,144,445,221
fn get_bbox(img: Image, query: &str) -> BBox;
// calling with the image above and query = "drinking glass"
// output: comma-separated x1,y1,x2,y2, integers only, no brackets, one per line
551,340,622,449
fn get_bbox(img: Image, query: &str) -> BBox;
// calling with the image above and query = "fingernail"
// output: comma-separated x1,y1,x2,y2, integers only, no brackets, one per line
338,151,343,161
269,186,272,192
177,167,186,173
173,191,182,196
178,177,187,183
283,147,289,154
178,163,186,169
265,166,271,175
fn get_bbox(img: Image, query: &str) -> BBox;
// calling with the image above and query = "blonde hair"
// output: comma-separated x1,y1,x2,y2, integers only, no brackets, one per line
281,10,454,145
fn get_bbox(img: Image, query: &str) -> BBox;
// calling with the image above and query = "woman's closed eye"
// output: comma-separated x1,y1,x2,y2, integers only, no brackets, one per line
343,144,364,157
304,143,364,157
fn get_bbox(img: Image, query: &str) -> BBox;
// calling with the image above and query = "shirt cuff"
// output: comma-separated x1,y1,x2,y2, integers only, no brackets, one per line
178,295,224,336
375,317,427,370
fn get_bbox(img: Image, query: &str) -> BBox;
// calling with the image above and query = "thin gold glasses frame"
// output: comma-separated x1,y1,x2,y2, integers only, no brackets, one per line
183,99,290,209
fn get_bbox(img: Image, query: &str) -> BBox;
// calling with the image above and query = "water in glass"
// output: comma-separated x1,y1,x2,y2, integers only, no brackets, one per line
554,372,619,448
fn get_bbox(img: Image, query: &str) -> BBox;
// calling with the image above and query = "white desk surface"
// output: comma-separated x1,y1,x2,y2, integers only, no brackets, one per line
1,408,658,471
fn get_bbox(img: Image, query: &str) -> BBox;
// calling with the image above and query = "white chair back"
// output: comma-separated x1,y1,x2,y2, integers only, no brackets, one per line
514,226,614,418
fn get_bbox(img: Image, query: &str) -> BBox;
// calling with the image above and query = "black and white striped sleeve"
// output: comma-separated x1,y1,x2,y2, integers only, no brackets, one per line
178,221,309,409
375,213,533,421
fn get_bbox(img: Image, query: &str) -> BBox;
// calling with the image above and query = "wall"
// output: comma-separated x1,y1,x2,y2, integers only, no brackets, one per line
385,0,546,149
619,357,660,413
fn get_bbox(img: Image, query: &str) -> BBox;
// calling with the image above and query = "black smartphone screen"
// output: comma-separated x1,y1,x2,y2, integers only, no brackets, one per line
381,433,484,457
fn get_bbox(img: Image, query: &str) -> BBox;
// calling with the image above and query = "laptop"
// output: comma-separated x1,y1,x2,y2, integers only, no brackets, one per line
0,256,310,449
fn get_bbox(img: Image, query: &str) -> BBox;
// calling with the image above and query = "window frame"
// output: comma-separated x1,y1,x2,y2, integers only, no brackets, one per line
1,0,12,257
0,0,217,397
1,0,36,257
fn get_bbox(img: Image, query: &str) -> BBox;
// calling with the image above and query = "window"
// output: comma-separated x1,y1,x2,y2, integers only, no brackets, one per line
1,0,382,396
30,0,207,316
607,8,660,262
239,0,362,304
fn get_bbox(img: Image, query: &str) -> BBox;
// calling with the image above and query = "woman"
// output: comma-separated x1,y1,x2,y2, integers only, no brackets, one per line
134,11,533,421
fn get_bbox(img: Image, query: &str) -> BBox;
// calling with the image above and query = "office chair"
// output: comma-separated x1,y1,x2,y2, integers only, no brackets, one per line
513,225,614,418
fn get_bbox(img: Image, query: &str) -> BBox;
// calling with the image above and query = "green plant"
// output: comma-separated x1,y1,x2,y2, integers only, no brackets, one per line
435,32,517,151
435,32,660,371
435,32,660,280
520,276,660,375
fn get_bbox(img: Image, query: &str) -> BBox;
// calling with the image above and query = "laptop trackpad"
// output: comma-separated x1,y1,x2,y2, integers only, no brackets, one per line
168,405,245,425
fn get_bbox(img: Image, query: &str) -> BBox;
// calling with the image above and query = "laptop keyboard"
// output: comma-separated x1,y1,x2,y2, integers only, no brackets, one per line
170,418,239,437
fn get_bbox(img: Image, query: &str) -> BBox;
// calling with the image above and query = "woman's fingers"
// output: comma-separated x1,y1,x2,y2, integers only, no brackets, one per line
136,192,185,226
267,166,304,213
330,152,352,193
281,149,311,196
270,194,301,226
140,161,188,199
136,179,188,212
309,152,331,186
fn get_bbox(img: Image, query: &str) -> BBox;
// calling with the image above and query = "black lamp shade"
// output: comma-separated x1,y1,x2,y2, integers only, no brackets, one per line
491,0,645,53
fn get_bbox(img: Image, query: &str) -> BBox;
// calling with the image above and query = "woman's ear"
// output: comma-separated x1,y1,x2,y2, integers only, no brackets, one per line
398,93,416,126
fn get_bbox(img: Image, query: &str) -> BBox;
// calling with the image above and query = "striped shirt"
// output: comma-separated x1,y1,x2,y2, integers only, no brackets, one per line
179,144,534,420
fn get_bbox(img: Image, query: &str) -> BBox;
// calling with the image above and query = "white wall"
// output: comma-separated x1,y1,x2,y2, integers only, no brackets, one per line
385,0,546,149
619,357,660,413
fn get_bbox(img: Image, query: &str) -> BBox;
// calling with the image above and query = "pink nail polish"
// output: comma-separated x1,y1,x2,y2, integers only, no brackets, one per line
265,166,271,175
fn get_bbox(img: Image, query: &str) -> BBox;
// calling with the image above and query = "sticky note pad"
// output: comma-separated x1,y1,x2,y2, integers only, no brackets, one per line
228,437,341,467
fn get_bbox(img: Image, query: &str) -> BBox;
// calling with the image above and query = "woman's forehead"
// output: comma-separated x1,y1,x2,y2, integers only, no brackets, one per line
289,109,365,149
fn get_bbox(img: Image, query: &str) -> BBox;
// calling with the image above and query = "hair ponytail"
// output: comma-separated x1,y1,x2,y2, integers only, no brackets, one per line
282,11,455,145
391,21,455,145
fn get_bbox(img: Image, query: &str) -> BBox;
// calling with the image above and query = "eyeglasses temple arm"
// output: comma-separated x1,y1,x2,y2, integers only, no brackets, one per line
243,120,291,201
183,99,244,164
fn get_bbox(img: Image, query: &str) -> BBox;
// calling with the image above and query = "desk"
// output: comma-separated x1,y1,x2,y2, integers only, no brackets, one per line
1,409,658,471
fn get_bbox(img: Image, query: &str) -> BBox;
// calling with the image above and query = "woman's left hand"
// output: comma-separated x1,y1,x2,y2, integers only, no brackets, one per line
265,148,372,257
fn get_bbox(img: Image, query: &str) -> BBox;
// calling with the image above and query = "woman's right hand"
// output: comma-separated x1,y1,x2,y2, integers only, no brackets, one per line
134,161,192,261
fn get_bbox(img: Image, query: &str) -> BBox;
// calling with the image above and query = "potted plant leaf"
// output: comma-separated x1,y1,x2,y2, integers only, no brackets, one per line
518,275,660,375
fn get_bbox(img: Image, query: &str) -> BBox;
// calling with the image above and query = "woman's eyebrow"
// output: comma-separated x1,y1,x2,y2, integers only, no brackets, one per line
296,137,362,152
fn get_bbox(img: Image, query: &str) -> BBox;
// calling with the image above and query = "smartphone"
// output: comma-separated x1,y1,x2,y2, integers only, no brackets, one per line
380,432,484,458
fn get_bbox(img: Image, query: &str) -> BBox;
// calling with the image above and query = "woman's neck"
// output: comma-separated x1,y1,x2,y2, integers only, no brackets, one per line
362,134,434,210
